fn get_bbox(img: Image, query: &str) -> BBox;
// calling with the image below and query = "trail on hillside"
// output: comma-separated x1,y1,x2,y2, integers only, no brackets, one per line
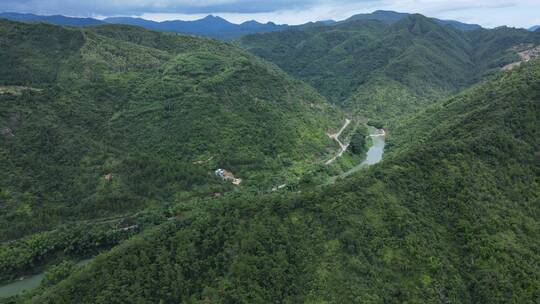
325,119,351,165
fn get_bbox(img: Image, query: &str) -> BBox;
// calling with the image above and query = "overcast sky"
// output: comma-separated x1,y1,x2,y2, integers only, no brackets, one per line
1,0,539,28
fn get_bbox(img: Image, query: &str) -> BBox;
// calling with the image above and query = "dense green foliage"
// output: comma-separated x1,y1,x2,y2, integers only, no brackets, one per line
40,260,76,288
2,15,539,304
240,14,540,121
0,20,342,240
349,125,369,155
0,221,138,282
25,58,540,303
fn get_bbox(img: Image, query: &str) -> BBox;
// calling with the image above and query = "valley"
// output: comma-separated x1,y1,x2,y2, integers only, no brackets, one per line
0,8,539,304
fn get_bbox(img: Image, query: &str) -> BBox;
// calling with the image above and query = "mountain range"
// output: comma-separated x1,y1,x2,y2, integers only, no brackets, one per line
0,9,539,304
0,12,286,40
0,10,488,41
103,15,287,40
10,24,540,302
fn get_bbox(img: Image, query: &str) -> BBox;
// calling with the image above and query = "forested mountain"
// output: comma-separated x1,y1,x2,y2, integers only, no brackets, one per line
1,8,539,304
342,10,481,31
530,25,540,32
0,19,342,240
23,57,540,304
240,14,540,121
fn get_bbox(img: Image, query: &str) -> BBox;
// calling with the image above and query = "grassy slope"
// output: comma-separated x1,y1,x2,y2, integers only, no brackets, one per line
28,59,540,303
240,14,540,122
0,20,342,240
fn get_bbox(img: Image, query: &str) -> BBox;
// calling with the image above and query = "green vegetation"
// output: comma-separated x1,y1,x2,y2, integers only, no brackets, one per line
240,15,540,121
0,20,342,241
0,221,138,283
1,15,539,304
21,57,540,304
367,119,385,129
349,125,369,155
40,261,76,288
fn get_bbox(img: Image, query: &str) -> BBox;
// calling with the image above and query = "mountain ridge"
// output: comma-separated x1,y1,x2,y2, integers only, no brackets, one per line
0,12,288,40
344,10,482,31
0,10,483,41
240,13,540,121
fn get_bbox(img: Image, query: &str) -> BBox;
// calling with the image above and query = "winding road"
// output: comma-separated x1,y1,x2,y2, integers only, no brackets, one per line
325,119,351,165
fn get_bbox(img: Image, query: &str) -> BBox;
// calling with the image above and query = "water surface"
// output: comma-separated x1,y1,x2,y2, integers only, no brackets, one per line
0,258,92,298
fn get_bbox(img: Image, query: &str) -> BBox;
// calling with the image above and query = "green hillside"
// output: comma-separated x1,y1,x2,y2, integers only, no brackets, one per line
240,14,540,121
0,19,342,240
25,58,540,303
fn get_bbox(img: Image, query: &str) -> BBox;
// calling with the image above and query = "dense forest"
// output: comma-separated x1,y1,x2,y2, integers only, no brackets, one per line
240,14,540,121
14,57,539,304
0,19,343,240
0,11,539,304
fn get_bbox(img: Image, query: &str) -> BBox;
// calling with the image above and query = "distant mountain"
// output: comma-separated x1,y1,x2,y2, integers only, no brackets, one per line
529,25,540,32
0,12,104,26
344,10,409,24
343,10,482,31
103,15,287,40
0,10,481,42
0,12,287,40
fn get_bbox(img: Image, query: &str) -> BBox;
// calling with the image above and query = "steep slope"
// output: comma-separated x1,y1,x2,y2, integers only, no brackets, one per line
26,59,540,303
241,15,473,118
0,20,342,240
240,14,540,121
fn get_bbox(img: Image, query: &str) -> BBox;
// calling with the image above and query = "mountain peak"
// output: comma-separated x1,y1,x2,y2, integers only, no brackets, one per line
241,20,261,25
202,15,227,22
391,13,440,34
346,10,408,24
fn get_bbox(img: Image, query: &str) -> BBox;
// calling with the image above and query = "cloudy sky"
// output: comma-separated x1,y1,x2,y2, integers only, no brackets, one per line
1,0,539,28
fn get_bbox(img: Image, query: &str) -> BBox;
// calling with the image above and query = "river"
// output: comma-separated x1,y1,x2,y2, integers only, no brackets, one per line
329,126,385,183
0,258,92,298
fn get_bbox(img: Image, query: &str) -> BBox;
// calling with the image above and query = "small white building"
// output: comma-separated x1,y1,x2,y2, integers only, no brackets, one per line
215,169,242,185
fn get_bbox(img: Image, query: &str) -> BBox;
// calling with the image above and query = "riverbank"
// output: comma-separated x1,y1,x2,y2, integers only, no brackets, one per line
0,258,92,298
328,126,386,184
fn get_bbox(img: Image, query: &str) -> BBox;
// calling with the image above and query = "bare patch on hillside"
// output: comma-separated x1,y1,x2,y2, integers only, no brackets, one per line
502,44,540,71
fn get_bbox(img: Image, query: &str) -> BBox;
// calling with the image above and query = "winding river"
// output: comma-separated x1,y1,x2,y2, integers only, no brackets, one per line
0,128,386,298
